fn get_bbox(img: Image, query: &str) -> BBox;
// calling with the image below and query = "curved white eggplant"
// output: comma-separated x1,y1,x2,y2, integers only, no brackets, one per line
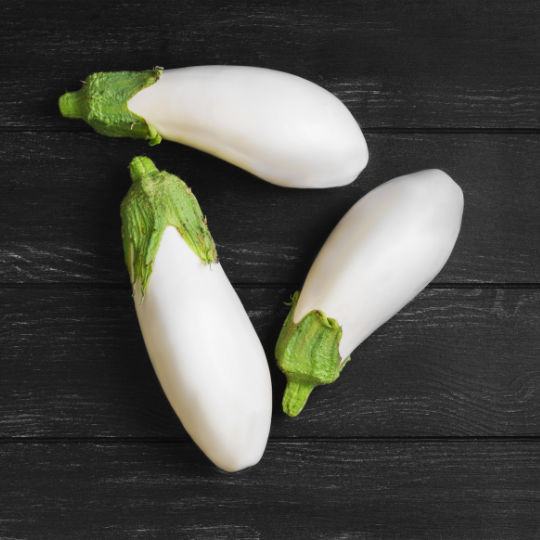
59,66,368,189
276,169,464,416
122,157,272,472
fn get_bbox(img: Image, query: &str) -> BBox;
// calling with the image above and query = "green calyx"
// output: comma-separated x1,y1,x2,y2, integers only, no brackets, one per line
59,68,163,146
275,291,350,417
121,156,218,297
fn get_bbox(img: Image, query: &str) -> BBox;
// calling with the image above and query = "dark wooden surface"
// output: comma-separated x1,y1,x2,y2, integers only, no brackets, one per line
2,1,539,538
2,286,540,438
2,441,539,540
3,132,540,284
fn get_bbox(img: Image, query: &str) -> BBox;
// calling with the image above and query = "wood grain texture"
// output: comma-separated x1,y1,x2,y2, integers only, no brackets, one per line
2,286,540,438
2,131,540,284
2,0,540,129
0,440,538,540
3,2,540,538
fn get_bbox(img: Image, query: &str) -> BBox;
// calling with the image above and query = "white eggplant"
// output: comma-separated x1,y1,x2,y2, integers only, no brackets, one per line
122,156,272,472
276,169,464,416
59,66,368,188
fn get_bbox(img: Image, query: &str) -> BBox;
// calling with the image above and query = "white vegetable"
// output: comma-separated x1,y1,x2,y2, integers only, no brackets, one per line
122,157,272,472
60,66,368,189
134,227,272,472
276,169,464,416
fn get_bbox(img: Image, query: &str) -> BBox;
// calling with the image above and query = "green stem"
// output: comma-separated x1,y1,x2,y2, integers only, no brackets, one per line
58,68,163,145
276,292,350,417
282,379,317,417
129,156,159,182
58,89,87,119
121,157,218,297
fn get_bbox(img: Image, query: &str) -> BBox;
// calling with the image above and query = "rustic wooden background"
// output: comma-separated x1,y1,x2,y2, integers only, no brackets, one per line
2,1,540,538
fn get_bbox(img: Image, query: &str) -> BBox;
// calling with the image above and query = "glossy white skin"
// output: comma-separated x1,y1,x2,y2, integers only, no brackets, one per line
133,226,272,472
294,169,464,361
128,66,368,188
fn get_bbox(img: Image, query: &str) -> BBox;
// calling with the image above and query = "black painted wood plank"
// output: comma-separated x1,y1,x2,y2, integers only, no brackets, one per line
2,132,539,284
2,286,540,438
0,440,538,540
2,0,540,130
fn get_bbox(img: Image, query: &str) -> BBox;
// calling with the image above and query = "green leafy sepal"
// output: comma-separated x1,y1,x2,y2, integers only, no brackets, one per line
275,291,350,417
121,156,218,297
59,68,163,145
